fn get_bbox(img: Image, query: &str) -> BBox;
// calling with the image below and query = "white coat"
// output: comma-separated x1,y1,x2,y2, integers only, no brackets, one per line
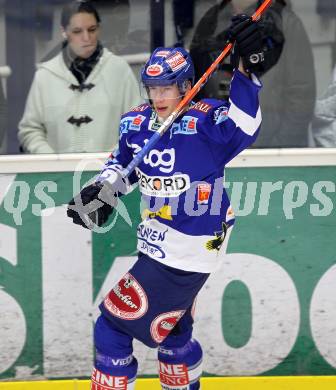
18,48,142,153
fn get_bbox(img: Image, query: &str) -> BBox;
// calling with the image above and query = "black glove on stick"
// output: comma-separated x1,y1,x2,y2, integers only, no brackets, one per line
227,14,265,74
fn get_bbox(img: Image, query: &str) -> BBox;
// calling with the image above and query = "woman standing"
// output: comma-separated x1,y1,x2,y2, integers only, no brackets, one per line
18,0,141,153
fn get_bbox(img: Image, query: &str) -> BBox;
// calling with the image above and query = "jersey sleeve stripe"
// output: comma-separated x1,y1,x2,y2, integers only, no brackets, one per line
228,98,262,136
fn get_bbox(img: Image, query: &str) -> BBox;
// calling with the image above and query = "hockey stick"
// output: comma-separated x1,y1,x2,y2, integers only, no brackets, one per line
121,0,273,177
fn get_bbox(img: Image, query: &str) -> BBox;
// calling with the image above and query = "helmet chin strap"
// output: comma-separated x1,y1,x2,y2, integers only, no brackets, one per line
178,80,194,112
178,80,190,95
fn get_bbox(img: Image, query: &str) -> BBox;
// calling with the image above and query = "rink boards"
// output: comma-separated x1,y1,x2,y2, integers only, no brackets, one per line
1,376,336,389
0,149,336,385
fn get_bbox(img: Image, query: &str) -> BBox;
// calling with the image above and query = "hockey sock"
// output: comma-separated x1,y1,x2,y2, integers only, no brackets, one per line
91,315,137,390
158,337,203,390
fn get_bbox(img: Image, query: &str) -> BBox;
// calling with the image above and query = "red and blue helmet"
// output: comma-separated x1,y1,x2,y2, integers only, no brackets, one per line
141,47,195,93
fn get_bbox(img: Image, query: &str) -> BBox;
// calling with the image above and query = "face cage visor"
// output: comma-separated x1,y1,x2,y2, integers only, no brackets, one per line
140,80,191,101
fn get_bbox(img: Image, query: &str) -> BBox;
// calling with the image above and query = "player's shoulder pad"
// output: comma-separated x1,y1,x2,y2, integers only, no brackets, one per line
189,99,229,125
189,99,225,115
119,104,151,136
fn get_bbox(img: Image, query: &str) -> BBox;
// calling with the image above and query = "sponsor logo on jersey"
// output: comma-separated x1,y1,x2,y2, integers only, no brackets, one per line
137,224,168,259
166,52,187,72
158,346,174,356
142,205,173,221
197,183,211,205
192,101,212,113
155,50,171,57
127,139,175,173
143,148,175,173
150,310,185,343
103,273,148,320
150,121,161,131
136,169,190,197
205,222,228,252
130,103,149,112
170,116,198,136
91,368,127,390
159,362,190,388
146,64,164,76
96,352,133,367
148,111,161,131
119,115,146,134
213,105,229,124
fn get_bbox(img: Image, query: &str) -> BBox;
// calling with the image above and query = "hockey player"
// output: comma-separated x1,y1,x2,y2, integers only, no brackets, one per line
68,14,265,390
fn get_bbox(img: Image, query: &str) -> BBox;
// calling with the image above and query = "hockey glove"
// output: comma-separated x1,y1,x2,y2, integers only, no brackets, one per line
67,169,128,230
67,183,115,229
258,7,285,74
227,14,265,74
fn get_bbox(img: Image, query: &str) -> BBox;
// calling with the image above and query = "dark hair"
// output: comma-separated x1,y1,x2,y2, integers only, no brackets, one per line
61,1,101,28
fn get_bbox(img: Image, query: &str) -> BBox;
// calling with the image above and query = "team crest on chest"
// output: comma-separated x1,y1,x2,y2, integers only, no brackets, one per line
213,105,229,124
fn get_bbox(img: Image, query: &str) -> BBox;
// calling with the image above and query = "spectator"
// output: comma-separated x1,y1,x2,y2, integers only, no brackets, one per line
316,0,336,17
172,0,195,47
18,0,141,154
316,0,336,70
0,77,6,154
311,77,336,147
190,0,316,148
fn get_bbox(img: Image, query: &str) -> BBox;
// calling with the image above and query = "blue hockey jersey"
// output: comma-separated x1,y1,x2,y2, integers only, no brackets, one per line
99,70,262,273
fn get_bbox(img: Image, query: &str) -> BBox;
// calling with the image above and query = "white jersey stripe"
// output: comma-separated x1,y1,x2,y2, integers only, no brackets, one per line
228,98,262,136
